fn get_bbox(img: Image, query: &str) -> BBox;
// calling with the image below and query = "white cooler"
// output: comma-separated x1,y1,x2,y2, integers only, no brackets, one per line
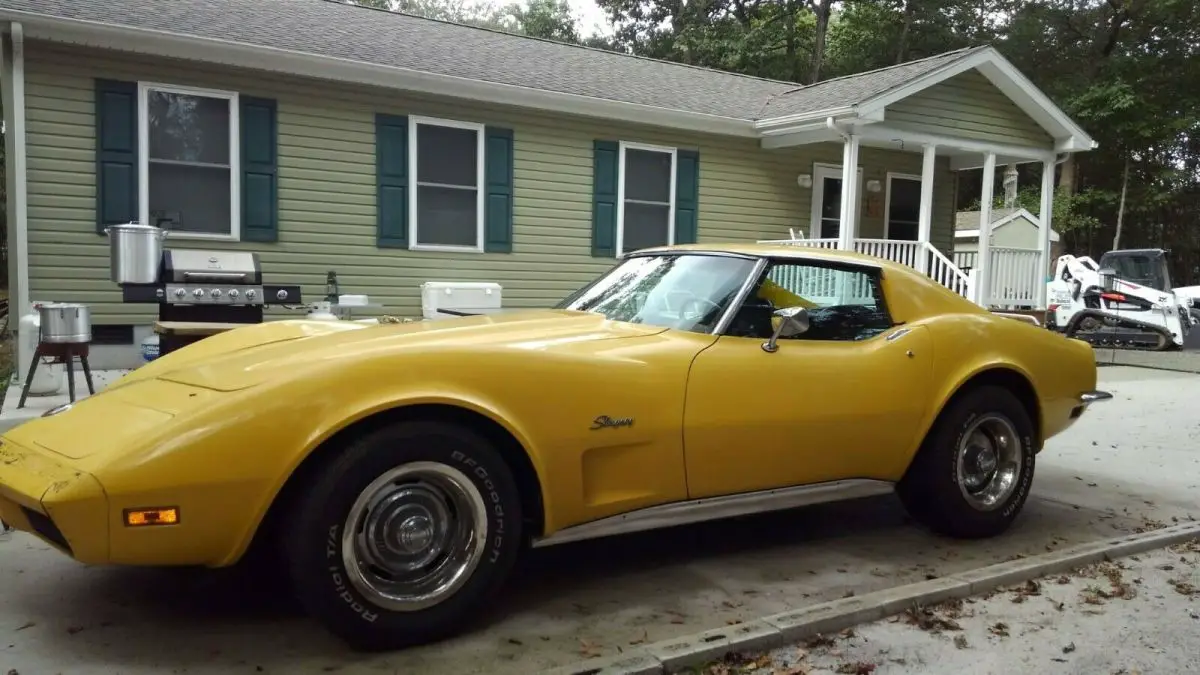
420,282,503,320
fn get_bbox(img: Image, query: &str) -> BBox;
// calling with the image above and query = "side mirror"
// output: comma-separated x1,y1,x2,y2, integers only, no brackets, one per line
762,306,810,353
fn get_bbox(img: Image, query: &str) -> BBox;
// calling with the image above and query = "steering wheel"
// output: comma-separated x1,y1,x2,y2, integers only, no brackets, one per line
677,294,722,324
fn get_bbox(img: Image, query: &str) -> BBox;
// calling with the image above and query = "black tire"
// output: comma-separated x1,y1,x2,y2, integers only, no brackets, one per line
896,385,1036,539
281,420,524,651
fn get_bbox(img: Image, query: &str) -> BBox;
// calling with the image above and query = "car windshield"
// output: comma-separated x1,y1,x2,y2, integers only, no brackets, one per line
556,253,758,333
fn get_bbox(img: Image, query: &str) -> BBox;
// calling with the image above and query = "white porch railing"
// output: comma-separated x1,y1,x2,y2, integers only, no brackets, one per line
760,237,975,301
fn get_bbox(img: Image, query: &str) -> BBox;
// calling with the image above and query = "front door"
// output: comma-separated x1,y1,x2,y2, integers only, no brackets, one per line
812,164,864,241
682,259,933,499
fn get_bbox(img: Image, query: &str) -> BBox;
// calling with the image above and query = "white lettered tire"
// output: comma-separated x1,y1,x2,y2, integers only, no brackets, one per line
282,421,524,651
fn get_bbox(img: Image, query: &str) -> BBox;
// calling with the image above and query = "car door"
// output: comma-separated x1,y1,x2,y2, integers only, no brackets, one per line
681,259,934,500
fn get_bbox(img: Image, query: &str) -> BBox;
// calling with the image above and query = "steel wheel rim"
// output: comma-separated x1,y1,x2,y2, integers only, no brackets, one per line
955,413,1023,511
341,461,488,612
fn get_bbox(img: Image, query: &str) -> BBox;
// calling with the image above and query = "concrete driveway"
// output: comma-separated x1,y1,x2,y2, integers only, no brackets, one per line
1,366,1197,674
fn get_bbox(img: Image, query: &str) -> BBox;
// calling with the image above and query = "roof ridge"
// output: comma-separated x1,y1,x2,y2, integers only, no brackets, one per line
326,0,801,90
765,44,987,102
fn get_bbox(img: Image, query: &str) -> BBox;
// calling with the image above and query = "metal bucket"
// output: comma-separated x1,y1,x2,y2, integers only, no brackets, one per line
104,222,169,284
38,302,92,344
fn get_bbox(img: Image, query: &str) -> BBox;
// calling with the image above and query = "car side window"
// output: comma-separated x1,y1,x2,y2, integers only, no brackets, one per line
725,260,894,342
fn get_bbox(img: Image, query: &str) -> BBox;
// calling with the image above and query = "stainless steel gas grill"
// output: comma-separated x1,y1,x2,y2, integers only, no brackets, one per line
107,223,302,356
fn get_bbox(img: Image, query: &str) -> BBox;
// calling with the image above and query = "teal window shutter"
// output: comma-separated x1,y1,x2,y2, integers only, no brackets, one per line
94,79,138,234
592,140,619,257
376,113,408,248
674,149,700,244
484,126,514,253
241,96,278,242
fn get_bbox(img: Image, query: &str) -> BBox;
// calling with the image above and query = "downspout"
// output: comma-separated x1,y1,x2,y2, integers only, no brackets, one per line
826,116,850,141
4,22,30,383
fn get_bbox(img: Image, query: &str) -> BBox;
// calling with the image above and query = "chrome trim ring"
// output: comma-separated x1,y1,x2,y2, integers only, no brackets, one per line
340,461,488,612
955,413,1023,511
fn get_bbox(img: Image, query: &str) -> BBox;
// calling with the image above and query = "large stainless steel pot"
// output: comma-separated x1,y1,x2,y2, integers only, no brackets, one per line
105,222,168,284
38,302,92,344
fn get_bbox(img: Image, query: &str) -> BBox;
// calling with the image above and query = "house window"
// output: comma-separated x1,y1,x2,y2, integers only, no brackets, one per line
619,142,676,255
810,164,863,240
139,83,239,239
886,174,922,241
410,116,485,250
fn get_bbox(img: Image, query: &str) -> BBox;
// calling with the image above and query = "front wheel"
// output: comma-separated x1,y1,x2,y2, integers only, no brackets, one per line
897,385,1035,539
281,421,524,651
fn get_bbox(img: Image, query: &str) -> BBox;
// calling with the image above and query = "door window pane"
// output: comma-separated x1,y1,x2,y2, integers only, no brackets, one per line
820,176,842,239
750,261,891,341
888,178,921,241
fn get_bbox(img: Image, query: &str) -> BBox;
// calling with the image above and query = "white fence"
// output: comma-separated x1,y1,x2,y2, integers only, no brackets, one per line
954,247,1043,308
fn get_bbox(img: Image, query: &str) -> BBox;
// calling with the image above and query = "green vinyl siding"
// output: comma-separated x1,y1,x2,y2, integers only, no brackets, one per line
884,70,1053,147
21,39,960,323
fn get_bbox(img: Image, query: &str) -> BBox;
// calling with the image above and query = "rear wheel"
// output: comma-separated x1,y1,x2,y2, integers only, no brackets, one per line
281,421,524,651
897,385,1035,539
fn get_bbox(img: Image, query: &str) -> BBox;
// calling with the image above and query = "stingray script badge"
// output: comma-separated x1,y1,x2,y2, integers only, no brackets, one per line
590,415,635,430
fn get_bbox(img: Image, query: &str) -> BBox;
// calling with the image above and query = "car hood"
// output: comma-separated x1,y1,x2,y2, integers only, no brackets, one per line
129,309,669,392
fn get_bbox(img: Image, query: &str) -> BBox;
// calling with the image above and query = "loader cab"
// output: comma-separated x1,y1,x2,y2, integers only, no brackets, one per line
1096,249,1172,292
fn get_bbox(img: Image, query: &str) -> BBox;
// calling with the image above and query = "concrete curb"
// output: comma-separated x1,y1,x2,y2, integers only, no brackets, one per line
540,521,1200,675
1092,349,1200,374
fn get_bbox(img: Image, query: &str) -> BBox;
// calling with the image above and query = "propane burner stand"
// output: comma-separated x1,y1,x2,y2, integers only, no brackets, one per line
117,248,303,356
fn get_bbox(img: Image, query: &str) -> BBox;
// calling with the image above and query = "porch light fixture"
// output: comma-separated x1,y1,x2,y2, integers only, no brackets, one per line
797,173,812,188
866,179,883,193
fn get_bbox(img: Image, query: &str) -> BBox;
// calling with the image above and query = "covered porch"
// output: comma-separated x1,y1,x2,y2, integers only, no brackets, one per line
750,48,1095,310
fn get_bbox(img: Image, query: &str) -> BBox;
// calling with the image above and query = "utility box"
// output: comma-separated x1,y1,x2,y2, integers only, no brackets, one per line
420,282,503,320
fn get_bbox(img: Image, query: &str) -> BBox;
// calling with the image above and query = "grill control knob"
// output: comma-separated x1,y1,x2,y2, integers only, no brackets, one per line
246,289,257,301
174,288,186,299
192,288,205,299
229,288,240,299
211,288,222,299
276,289,288,301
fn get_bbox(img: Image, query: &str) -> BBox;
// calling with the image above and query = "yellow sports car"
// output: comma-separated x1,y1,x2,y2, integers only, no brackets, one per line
0,243,1109,651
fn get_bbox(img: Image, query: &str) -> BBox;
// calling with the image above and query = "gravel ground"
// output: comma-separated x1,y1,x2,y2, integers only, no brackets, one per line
688,539,1200,675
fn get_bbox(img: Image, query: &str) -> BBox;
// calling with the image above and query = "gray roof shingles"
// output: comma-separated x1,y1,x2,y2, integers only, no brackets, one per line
0,0,977,122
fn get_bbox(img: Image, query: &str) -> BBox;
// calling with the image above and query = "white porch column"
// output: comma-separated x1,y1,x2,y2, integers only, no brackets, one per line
917,144,937,274
837,134,860,251
1037,157,1056,309
975,152,997,307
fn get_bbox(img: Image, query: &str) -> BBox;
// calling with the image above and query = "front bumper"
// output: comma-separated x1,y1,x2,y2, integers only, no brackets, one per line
0,438,109,562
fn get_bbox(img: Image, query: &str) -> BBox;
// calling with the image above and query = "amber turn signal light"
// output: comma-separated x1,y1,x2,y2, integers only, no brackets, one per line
123,507,180,527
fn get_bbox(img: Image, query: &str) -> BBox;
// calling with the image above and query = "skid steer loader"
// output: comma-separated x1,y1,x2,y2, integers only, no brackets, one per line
1046,248,1196,351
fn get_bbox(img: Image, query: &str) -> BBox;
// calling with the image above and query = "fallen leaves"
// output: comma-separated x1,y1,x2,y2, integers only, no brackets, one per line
578,638,603,658
988,621,1010,637
1167,578,1197,596
834,662,876,674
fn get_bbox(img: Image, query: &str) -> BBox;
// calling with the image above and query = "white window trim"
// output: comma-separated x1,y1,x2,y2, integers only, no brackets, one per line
810,162,863,240
883,172,922,241
137,81,241,242
616,141,677,257
408,115,486,253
